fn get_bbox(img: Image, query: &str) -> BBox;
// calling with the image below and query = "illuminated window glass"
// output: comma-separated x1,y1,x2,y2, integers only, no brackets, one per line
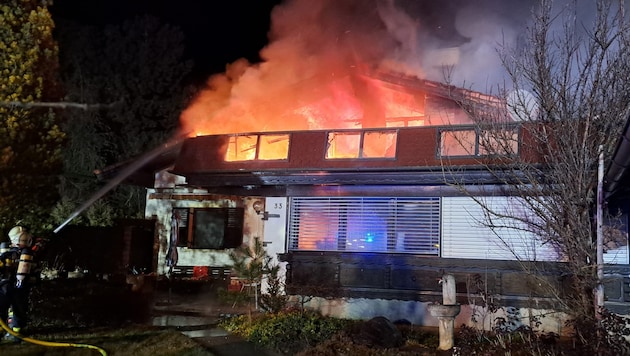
439,130,476,156
326,130,397,159
362,131,397,158
479,128,519,156
292,201,340,250
326,132,360,159
288,197,440,255
439,126,520,157
258,134,290,160
226,135,257,161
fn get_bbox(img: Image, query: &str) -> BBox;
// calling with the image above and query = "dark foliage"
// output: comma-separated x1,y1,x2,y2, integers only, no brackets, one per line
565,307,630,355
27,278,153,332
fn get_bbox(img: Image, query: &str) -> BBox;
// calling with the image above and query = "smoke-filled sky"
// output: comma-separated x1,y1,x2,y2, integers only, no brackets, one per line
53,0,613,135
178,0,541,134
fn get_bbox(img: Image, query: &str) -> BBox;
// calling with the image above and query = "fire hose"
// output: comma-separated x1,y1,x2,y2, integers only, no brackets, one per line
0,317,107,355
23,130,190,355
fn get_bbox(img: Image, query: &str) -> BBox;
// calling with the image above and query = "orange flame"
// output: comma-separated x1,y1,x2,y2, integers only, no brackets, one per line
179,0,441,137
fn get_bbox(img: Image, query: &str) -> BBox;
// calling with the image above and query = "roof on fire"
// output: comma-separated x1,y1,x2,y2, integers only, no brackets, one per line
94,71,503,189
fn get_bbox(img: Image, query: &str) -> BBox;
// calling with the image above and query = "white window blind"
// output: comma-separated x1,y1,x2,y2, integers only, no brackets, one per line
441,196,557,261
288,197,440,254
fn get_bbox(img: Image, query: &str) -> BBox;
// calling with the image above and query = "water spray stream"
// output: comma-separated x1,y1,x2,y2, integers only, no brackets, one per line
53,131,190,234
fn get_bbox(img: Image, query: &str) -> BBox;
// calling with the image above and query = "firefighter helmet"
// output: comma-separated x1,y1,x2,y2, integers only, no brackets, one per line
8,226,32,247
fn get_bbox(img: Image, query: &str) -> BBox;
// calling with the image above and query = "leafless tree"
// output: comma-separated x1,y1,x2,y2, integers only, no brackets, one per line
445,0,630,330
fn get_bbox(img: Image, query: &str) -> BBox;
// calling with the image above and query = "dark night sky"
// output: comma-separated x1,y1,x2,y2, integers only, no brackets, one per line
50,0,283,81
48,0,549,92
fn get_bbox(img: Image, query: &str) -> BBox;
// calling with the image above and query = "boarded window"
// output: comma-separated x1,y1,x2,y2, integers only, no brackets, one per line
288,197,440,255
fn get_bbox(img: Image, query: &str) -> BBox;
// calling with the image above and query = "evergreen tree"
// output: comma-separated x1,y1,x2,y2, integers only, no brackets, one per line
0,0,64,234
54,15,193,223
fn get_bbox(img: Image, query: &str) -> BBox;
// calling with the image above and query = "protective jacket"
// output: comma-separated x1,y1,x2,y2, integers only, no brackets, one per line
0,245,37,331
0,246,33,292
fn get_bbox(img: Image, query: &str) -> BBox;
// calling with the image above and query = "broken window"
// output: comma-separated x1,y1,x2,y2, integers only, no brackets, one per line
258,134,290,160
226,135,257,161
225,133,290,161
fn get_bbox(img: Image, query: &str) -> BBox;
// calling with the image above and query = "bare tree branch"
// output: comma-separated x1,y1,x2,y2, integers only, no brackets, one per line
443,0,630,329
0,100,123,110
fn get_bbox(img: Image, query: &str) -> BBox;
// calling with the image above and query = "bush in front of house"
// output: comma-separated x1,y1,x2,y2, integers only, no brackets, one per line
454,324,562,355
220,310,355,355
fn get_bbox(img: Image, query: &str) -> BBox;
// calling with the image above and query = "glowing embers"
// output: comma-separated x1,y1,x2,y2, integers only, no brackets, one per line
325,129,397,159
225,133,290,161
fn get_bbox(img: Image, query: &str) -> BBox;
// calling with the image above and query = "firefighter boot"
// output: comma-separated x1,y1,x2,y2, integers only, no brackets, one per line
3,327,21,343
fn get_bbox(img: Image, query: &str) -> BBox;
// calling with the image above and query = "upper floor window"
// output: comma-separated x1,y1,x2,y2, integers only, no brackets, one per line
225,133,290,162
326,129,397,159
439,126,519,157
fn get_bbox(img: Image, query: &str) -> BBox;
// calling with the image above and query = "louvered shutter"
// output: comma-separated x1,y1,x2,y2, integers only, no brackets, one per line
441,196,557,261
288,197,439,254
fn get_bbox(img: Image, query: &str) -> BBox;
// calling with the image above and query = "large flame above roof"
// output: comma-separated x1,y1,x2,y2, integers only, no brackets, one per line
180,0,532,137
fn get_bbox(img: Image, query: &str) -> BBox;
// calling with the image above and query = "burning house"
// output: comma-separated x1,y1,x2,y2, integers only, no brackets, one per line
102,68,627,332
99,0,630,331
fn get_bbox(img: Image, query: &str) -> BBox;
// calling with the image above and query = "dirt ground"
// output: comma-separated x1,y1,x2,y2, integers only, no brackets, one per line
0,276,217,355
0,277,447,356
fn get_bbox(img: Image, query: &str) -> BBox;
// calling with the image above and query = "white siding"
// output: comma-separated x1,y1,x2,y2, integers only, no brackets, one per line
441,196,558,261
604,246,629,264
261,197,289,294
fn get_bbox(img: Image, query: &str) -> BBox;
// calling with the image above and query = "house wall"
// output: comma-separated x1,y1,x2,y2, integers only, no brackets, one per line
300,297,569,334
261,197,289,294
173,125,543,176
146,172,264,275
146,172,630,331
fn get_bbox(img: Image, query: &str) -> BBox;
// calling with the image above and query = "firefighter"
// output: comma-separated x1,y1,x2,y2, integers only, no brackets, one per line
0,226,37,342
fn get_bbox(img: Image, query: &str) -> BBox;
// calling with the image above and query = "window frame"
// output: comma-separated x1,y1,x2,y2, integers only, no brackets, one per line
438,125,520,158
325,129,398,160
288,197,440,255
225,133,291,162
173,207,244,249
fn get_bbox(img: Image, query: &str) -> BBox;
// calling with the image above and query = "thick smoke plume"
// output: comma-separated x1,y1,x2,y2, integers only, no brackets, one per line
181,0,536,136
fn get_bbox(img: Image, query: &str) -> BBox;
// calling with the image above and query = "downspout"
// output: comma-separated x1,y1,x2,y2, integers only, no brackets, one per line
596,145,604,315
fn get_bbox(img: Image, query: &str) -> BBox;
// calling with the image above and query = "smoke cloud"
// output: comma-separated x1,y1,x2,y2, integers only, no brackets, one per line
181,0,537,135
